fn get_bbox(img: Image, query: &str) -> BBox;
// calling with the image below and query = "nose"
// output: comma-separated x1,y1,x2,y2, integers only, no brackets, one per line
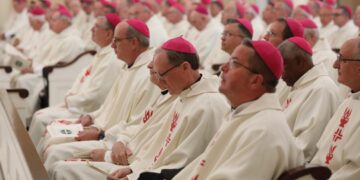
333,58,340,69
220,62,229,73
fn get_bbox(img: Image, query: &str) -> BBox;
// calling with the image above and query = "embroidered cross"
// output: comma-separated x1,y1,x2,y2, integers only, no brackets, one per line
143,110,153,123
325,145,337,164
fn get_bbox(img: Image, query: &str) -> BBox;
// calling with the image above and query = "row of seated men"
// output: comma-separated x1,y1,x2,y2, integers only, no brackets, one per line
0,0,359,179
0,0,359,116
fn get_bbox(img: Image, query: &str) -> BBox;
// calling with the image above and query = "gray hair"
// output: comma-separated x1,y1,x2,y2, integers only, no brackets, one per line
126,26,149,48
304,28,319,40
278,40,312,63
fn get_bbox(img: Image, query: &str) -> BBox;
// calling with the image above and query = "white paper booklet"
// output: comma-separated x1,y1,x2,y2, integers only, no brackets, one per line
4,44,31,70
44,123,83,148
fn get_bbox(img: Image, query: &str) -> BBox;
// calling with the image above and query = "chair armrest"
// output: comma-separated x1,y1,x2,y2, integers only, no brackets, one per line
6,88,29,99
0,66,13,73
42,50,96,77
278,164,332,180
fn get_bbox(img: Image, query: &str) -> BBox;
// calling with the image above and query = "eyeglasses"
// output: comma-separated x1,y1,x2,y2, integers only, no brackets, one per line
337,54,360,63
265,30,278,37
113,37,132,44
155,62,183,79
229,58,258,74
221,31,244,38
333,13,343,17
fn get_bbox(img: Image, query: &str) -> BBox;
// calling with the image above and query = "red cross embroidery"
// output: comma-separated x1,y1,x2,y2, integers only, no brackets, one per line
142,110,153,123
325,145,337,164
339,108,352,128
80,66,92,83
154,147,163,163
283,98,292,109
332,128,343,142
192,175,199,180
200,160,206,166
170,112,179,132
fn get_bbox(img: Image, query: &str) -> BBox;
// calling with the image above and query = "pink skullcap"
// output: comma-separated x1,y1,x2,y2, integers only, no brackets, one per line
288,37,313,55
58,5,73,18
140,1,155,12
284,0,293,9
166,0,176,6
172,3,186,14
314,0,322,8
126,19,150,38
30,7,45,15
161,36,197,54
285,18,304,37
195,3,208,15
211,0,224,9
250,40,284,79
100,0,117,9
324,0,336,6
250,3,259,14
236,2,245,17
299,4,311,14
299,19,317,29
201,0,211,5
342,5,353,18
105,13,121,28
237,18,253,36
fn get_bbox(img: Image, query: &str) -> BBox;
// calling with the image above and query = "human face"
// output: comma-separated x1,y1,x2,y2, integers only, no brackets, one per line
219,45,256,105
333,8,348,27
111,23,133,62
163,7,182,24
13,0,26,13
152,51,185,95
91,17,111,46
263,21,285,47
128,4,150,22
333,40,360,90
353,7,360,28
49,12,67,34
319,7,333,27
147,56,167,90
262,3,275,24
274,2,289,18
221,23,244,54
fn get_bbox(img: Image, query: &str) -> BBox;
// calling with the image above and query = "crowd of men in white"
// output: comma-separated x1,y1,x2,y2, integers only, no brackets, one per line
0,0,360,179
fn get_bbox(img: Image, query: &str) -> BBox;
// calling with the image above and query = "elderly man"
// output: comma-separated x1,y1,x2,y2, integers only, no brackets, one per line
50,36,229,180
203,18,253,74
29,14,123,146
300,19,337,82
0,0,29,41
278,37,341,161
328,5,358,50
209,0,223,23
189,4,222,67
311,37,360,180
12,6,84,121
42,19,161,167
128,2,168,47
318,4,338,42
173,39,304,179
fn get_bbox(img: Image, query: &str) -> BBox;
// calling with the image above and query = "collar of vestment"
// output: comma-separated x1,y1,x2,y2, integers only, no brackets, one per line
127,47,154,70
339,20,354,32
292,63,329,90
178,74,219,100
350,91,360,100
231,93,282,118
97,44,113,57
313,38,332,53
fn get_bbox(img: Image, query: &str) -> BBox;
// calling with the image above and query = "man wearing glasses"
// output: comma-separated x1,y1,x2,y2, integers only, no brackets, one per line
278,37,341,161
311,37,360,180
328,5,358,50
105,36,229,180
173,39,304,180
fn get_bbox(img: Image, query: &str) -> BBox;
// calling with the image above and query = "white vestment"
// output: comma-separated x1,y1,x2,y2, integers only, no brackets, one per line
283,64,341,161
193,20,223,66
146,15,169,48
328,21,358,49
173,93,305,180
2,9,29,40
311,91,360,180
251,16,266,40
164,18,190,38
29,45,123,146
319,21,338,42
49,75,230,180
312,38,338,83
13,27,84,123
